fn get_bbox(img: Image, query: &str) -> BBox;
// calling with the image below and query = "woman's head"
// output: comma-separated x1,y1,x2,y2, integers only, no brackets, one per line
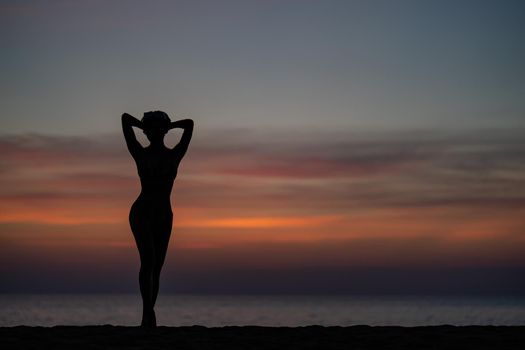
142,111,171,143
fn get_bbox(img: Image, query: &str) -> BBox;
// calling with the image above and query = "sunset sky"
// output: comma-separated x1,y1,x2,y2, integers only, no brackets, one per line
1,0,524,294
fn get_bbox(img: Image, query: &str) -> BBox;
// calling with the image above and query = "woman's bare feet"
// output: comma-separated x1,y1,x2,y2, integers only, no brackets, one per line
141,308,157,328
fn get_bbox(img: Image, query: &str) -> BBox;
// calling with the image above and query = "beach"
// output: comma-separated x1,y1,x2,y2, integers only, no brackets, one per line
2,325,524,350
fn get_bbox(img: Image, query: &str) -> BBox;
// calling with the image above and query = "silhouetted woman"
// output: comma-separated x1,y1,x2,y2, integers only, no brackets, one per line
121,111,193,327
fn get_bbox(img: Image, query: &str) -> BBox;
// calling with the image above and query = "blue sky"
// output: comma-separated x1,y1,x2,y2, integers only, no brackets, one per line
1,0,524,134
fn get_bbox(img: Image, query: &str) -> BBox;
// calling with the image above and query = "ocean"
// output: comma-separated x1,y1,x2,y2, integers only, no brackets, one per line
1,294,524,327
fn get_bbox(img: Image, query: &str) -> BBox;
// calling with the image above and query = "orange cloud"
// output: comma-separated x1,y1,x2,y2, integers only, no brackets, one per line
184,214,343,229
1,130,524,269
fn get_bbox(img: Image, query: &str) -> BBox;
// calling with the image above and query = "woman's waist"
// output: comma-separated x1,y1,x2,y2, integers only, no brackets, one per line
134,193,172,204
138,180,174,193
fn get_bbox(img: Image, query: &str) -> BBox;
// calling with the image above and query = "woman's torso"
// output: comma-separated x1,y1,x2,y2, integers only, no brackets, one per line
133,147,179,207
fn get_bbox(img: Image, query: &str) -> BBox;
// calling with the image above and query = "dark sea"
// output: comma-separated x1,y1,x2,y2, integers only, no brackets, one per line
1,294,524,327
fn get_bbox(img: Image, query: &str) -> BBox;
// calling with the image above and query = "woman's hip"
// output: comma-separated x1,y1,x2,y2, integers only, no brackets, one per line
129,199,173,225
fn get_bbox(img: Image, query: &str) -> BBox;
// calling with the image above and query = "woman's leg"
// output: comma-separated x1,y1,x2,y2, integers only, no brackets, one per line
151,212,172,308
130,206,156,327
138,239,155,324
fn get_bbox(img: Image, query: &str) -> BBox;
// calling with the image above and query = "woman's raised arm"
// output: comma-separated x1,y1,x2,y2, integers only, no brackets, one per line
121,113,143,158
170,119,194,159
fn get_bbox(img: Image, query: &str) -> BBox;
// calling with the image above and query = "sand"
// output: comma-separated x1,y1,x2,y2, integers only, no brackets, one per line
1,325,524,349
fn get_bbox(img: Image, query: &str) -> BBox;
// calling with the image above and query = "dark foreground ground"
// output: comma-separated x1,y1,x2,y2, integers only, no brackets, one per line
1,325,524,350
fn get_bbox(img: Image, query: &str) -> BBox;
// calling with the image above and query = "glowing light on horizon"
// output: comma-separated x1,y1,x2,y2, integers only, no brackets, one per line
183,215,344,229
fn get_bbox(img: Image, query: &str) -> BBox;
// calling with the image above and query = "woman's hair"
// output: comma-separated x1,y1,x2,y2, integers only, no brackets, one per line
142,111,171,130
